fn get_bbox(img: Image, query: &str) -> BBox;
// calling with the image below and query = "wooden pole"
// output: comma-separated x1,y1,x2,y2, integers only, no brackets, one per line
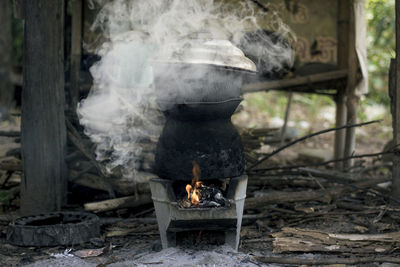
70,0,83,110
279,92,293,146
343,0,359,169
21,0,67,214
13,0,24,19
392,0,400,197
0,0,14,108
334,0,350,169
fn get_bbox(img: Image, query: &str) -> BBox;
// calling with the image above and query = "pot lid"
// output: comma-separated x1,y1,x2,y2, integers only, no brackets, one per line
157,39,257,72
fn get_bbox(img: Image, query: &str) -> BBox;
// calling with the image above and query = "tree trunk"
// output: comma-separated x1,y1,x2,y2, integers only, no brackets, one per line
0,0,13,108
21,0,67,215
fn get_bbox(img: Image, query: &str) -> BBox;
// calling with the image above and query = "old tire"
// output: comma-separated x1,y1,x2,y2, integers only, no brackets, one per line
7,212,100,247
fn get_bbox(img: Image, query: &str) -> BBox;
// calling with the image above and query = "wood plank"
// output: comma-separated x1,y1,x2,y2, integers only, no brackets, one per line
241,70,348,93
21,0,67,214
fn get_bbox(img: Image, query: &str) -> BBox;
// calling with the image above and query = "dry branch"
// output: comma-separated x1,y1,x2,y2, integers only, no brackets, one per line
272,227,400,254
0,131,20,137
84,195,153,213
251,150,395,172
245,176,393,209
242,69,348,93
245,189,334,209
255,255,400,265
249,120,380,170
248,175,321,189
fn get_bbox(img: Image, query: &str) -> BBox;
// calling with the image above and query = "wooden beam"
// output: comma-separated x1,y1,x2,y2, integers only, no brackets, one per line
70,0,83,110
242,70,348,93
393,0,400,197
21,0,67,214
0,0,14,108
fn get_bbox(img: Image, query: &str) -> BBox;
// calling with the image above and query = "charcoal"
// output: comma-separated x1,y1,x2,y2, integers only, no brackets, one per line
179,184,229,208
199,200,221,207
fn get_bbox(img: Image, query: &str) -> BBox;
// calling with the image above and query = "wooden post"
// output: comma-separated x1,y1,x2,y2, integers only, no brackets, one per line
70,0,83,110
21,0,67,214
392,0,400,197
0,0,14,108
343,0,359,169
13,0,24,19
334,0,350,169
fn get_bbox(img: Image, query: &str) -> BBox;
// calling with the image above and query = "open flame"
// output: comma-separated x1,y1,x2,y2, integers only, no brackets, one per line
185,161,203,205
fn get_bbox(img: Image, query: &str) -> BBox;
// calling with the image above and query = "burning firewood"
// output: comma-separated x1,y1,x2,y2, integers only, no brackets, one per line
179,161,230,208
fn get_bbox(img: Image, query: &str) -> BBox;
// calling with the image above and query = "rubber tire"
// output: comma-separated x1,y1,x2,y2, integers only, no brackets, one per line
7,212,100,247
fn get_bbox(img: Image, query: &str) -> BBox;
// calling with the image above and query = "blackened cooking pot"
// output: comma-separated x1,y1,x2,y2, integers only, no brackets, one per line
153,62,250,104
158,97,242,121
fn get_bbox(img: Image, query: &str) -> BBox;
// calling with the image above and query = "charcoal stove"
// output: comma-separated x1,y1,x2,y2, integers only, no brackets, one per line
150,39,256,250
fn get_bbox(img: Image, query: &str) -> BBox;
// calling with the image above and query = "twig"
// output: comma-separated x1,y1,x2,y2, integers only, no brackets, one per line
254,255,400,265
248,120,380,170
356,162,392,174
265,167,400,205
247,0,269,13
250,150,393,172
245,176,395,209
0,171,13,188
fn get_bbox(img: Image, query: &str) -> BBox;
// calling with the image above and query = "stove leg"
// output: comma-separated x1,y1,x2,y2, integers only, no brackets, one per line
225,229,240,251
159,230,176,249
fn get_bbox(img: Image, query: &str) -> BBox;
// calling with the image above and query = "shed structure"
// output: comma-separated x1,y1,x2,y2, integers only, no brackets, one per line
18,0,369,213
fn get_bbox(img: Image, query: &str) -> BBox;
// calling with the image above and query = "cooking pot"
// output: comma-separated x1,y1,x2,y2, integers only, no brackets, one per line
158,97,242,121
152,39,256,106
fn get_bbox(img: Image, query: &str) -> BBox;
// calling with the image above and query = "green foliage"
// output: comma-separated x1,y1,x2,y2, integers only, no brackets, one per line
366,0,395,105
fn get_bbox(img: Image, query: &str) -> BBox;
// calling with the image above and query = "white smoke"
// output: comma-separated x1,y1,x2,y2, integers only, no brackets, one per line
77,0,294,181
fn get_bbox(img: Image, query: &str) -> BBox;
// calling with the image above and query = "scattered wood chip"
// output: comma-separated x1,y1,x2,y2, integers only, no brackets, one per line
73,247,105,258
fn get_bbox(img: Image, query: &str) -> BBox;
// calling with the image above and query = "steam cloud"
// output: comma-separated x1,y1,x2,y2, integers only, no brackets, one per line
78,0,294,181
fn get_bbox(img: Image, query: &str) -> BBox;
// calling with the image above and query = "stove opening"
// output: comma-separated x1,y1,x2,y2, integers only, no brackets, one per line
173,161,231,208
176,230,225,247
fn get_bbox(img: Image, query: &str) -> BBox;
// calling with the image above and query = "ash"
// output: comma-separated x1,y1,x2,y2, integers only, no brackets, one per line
112,246,263,267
